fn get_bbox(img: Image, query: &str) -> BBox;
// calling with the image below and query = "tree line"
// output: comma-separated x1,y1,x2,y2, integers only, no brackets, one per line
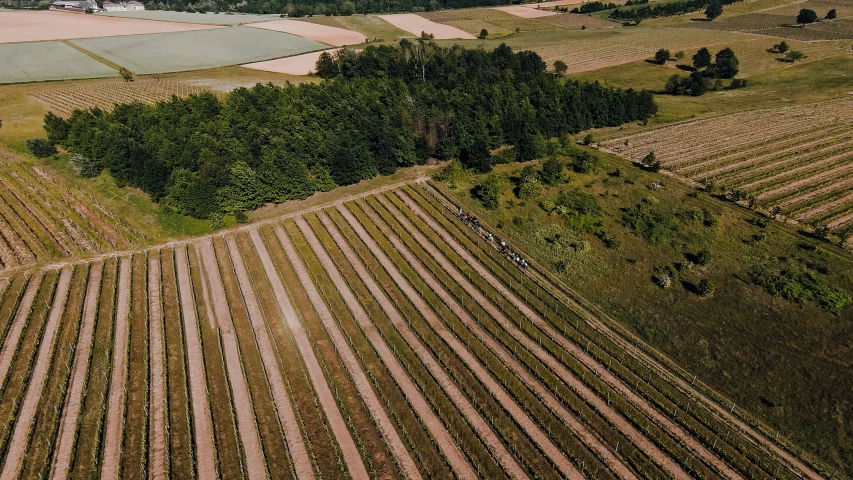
609,0,741,22
44,43,656,220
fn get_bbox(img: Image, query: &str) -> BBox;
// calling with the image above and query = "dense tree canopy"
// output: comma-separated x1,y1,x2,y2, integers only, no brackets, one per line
46,43,656,220
610,0,740,21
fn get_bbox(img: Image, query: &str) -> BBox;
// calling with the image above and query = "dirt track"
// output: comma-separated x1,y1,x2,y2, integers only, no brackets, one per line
367,195,641,480
331,206,579,478
264,226,370,480
49,263,103,480
0,268,72,480
147,255,168,480
318,209,528,480
99,257,132,480
174,246,219,480
291,219,423,480
0,275,43,391
228,232,315,480
398,190,744,480
196,239,268,480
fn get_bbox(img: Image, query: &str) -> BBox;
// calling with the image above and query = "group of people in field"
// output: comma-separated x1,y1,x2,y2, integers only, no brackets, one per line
457,208,529,270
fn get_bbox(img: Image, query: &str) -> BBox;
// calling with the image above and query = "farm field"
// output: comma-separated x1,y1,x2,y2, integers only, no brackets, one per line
378,13,476,39
0,148,144,273
0,42,117,84
493,5,559,18
70,26,326,74
243,49,343,75
101,10,283,24
601,96,853,237
30,79,209,117
250,19,367,45
0,181,835,480
420,8,562,34
0,10,219,44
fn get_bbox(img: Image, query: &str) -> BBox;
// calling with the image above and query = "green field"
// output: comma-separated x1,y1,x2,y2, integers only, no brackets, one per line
0,42,117,84
71,26,327,74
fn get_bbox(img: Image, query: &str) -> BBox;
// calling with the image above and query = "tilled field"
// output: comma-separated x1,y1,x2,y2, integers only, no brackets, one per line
601,97,853,236
0,182,832,479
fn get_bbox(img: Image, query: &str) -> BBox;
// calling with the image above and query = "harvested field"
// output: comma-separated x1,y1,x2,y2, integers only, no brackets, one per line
379,13,476,38
0,10,218,43
601,96,853,232
494,5,559,17
538,12,621,29
31,79,209,117
0,42,117,84
71,26,326,74
243,48,341,75
250,19,366,45
687,13,853,39
101,10,282,24
0,181,833,480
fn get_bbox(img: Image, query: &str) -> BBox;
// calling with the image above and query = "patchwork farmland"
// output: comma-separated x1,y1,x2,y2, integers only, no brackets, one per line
0,181,830,479
31,79,210,117
601,97,853,237
0,150,141,272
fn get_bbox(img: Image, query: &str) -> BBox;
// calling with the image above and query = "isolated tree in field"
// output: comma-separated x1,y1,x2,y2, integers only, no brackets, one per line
797,8,817,25
119,67,133,82
479,28,489,39
692,47,712,70
654,48,672,64
785,50,806,62
825,8,836,20
696,278,714,296
705,0,723,20
641,151,661,172
553,60,568,75
773,40,789,53
696,249,711,266
714,47,739,78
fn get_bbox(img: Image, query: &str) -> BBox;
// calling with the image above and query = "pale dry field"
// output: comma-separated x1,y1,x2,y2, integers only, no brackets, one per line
242,48,342,75
250,19,366,46
494,5,559,17
0,11,219,44
379,13,476,38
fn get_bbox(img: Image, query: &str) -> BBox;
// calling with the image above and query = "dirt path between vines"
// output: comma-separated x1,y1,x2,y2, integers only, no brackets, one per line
270,224,477,480
398,190,744,480
50,263,104,480
196,238,268,480
174,246,219,480
313,211,528,480
287,220,423,480
367,195,642,480
227,233,315,480
260,227,369,480
100,256,132,480
147,255,168,480
0,275,42,391
0,268,73,480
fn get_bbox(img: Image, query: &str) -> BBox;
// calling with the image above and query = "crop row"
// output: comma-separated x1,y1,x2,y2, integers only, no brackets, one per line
33,80,209,117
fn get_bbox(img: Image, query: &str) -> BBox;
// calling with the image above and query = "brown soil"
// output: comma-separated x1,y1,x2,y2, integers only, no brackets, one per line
0,275,43,391
147,255,168,480
0,268,72,480
195,238,269,480
288,219,423,480
49,263,103,480
227,233,315,480
174,246,219,480
264,226,370,480
99,256,133,480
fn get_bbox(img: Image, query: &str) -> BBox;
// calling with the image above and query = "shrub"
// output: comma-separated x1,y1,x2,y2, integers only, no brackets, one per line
478,28,489,39
554,190,604,234
119,67,134,82
518,180,542,200
541,156,566,185
749,266,851,313
623,203,679,244
69,153,102,178
654,48,671,64
696,278,714,296
553,60,568,75
772,41,789,53
572,150,598,173
582,133,595,146
696,249,711,266
641,151,661,172
26,138,57,158
785,50,806,62
473,174,503,209
728,78,748,89
826,8,836,20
